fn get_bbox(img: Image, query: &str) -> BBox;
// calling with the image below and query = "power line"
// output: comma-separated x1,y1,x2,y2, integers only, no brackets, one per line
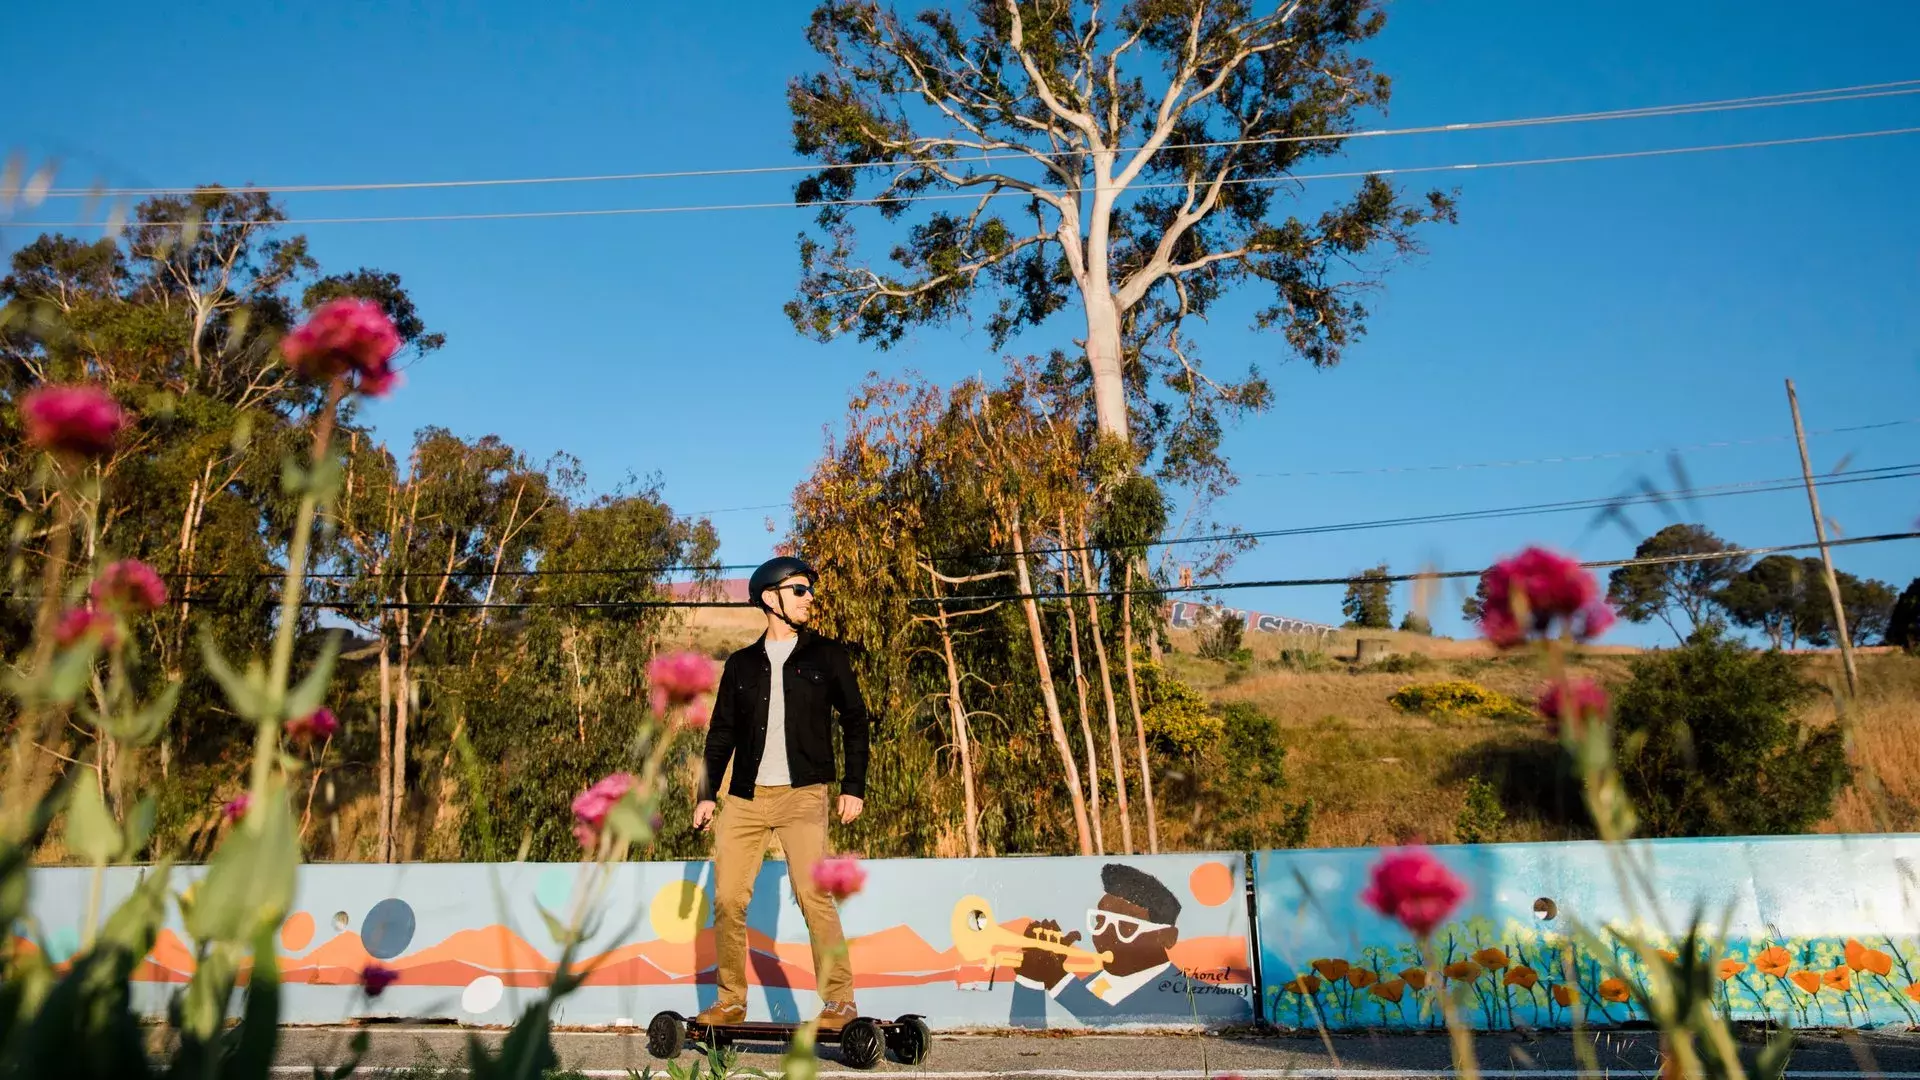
34,78,1920,199
270,529,1920,611
146,461,1919,592
19,125,1920,230
1247,417,1920,479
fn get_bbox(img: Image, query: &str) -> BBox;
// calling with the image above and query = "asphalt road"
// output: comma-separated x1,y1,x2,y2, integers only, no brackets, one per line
267,1025,1920,1078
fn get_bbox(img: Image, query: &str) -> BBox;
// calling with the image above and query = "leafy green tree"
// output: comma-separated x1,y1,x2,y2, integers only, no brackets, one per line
1399,611,1433,635
1716,555,1824,649
1605,524,1746,641
1461,573,1490,624
1838,573,1898,646
784,0,1456,483
1612,625,1847,837
1200,703,1310,850
1888,577,1920,650
1342,563,1392,628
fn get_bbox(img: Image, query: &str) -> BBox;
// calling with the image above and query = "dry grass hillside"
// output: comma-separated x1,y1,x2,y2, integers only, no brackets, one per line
1162,626,1920,848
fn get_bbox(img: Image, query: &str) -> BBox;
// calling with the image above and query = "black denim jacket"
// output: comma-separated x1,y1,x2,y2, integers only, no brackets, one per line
697,629,871,802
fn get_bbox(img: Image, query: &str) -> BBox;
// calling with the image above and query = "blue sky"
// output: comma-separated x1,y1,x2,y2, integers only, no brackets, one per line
9,1,1918,645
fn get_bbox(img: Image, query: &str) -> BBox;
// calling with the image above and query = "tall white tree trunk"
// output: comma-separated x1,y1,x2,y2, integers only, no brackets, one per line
377,624,393,863
1011,514,1093,856
391,602,412,861
1123,559,1160,853
1077,533,1133,855
1083,279,1129,440
1058,521,1105,855
931,579,981,858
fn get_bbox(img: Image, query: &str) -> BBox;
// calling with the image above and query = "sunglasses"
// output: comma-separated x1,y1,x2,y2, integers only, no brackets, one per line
774,583,814,598
1087,909,1172,943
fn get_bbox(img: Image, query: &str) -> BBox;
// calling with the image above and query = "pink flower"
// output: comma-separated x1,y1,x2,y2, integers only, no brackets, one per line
21,385,126,458
90,559,168,613
1361,846,1467,938
222,793,251,824
359,963,399,997
280,298,402,398
1538,678,1610,735
1477,547,1613,647
683,699,712,730
286,707,340,742
647,652,718,717
571,772,638,850
811,855,867,901
53,607,117,649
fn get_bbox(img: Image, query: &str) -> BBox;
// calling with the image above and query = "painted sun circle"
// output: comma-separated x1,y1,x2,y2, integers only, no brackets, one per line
1190,860,1236,907
280,911,315,952
649,881,710,944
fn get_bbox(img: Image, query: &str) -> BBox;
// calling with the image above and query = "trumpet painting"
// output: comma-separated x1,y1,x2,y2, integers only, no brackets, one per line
19,853,1255,1030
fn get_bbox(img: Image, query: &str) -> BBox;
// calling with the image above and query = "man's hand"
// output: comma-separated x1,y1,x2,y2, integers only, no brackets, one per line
1016,919,1075,987
692,800,717,832
837,794,864,824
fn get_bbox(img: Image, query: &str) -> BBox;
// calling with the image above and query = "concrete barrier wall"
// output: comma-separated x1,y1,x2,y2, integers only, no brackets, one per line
22,852,1254,1031
1253,835,1920,1032
23,835,1920,1033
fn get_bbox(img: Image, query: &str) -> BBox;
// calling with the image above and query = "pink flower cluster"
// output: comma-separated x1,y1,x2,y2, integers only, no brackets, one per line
54,607,117,649
1360,845,1467,938
647,651,718,726
1477,547,1615,648
222,792,251,825
281,298,402,397
571,772,638,851
811,855,867,901
360,962,399,997
1537,677,1610,735
91,559,167,613
286,707,340,743
22,385,126,458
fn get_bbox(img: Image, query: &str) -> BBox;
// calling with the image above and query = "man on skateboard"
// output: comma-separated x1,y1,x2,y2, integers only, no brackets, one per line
692,555,871,1032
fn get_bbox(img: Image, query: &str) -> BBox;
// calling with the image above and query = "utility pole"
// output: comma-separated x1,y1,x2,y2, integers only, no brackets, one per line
1786,379,1859,696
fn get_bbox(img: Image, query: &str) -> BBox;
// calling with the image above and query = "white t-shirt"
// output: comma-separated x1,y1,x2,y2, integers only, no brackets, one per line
756,636,800,786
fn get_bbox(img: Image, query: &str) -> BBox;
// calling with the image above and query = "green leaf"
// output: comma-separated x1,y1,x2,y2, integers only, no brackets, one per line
179,943,237,1043
199,632,270,720
124,795,158,857
45,636,102,705
284,631,343,721
225,925,283,1080
280,455,307,496
184,784,300,945
605,793,653,848
64,775,123,864
0,772,77,927
102,678,180,747
534,900,577,948
319,1031,371,1080
97,860,171,957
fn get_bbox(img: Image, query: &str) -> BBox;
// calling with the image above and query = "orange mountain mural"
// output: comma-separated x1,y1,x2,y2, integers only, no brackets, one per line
113,919,1252,992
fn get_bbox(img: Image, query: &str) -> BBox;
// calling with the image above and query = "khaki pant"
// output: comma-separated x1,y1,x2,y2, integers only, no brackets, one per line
712,783,854,1007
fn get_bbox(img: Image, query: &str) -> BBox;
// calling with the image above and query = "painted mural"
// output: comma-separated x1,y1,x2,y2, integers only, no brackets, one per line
1254,835,1920,1032
18,852,1253,1030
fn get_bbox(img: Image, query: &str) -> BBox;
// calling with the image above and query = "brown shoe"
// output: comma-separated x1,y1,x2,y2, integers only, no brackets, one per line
817,1000,858,1031
694,1001,746,1026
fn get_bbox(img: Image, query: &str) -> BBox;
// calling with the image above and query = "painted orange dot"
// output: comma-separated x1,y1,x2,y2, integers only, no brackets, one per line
280,911,315,952
1190,861,1236,907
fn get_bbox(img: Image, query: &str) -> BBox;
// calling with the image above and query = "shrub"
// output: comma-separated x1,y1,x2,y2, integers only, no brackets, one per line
1195,611,1245,660
1201,703,1312,849
1139,665,1223,756
1400,611,1434,635
1389,679,1526,720
1612,624,1848,837
1362,652,1434,675
1454,775,1506,844
1273,648,1335,672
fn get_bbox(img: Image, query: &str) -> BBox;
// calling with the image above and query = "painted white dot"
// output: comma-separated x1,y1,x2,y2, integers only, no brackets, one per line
461,975,504,1015
1310,867,1342,893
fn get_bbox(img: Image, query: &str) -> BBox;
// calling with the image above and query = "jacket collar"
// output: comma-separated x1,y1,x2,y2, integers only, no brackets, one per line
751,627,814,656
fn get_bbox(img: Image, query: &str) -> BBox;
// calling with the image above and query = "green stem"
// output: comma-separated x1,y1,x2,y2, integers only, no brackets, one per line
6,482,77,834
249,380,342,809
82,859,104,950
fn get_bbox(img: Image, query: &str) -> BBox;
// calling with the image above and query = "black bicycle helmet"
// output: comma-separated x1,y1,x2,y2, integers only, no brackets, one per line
748,556,817,610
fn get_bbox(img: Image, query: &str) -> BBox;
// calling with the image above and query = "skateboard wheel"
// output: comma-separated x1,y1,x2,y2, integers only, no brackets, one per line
839,1017,884,1070
888,1015,932,1065
646,1011,686,1059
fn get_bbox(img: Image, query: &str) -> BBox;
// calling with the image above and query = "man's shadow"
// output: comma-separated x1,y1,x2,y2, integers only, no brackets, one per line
689,861,802,1024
